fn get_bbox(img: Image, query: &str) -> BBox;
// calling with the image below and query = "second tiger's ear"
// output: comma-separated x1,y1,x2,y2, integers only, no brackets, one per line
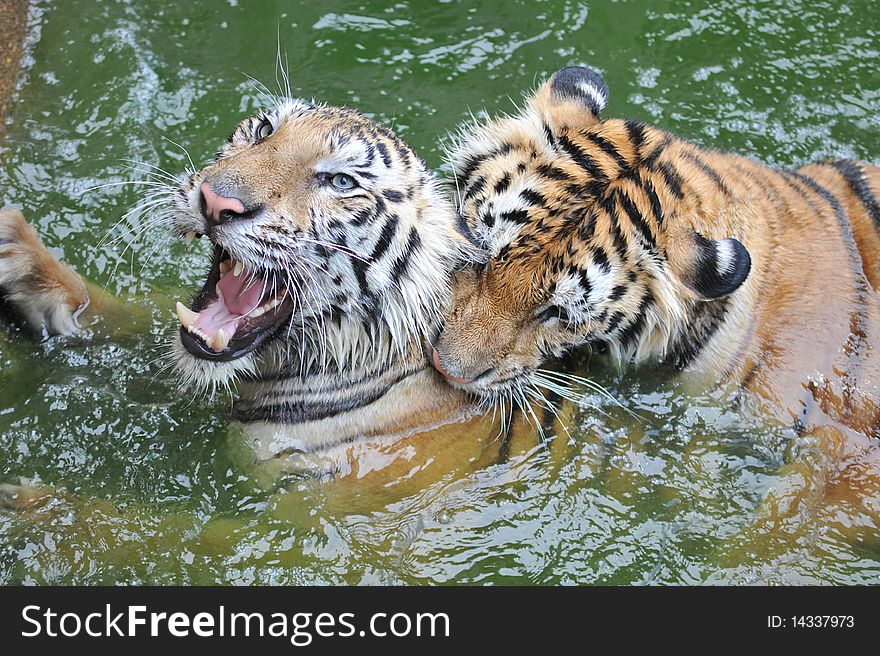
528,66,609,135
667,230,752,300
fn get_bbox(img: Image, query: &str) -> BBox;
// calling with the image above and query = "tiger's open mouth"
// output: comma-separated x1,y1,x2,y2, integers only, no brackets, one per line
176,246,295,362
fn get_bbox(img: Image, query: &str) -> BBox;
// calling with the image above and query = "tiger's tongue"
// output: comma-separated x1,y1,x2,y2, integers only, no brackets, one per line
192,270,264,338
218,269,264,315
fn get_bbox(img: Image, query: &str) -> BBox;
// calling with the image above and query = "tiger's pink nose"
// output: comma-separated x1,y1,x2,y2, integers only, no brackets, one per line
431,347,475,384
199,182,246,225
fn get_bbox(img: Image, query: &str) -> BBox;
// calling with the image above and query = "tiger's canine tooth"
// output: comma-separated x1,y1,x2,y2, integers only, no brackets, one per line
233,261,243,277
175,301,200,328
184,231,196,248
214,328,231,351
219,260,231,275
248,305,266,318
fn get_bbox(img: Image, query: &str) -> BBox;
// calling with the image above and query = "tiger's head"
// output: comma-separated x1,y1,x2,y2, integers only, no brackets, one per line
433,66,752,399
169,98,465,390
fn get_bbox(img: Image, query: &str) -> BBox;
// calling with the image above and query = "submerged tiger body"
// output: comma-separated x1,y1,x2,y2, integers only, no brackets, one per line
433,66,880,508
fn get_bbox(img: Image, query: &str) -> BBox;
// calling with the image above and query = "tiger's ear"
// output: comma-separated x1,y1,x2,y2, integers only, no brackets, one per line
528,66,609,134
667,231,752,300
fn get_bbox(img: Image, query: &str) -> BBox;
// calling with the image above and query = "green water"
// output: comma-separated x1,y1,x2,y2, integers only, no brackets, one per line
1,0,879,584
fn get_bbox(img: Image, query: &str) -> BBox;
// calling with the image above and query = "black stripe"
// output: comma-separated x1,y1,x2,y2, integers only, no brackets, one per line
455,212,482,247
829,160,880,229
584,131,628,171
602,197,629,260
458,144,513,182
591,247,610,273
520,189,547,207
642,178,664,226
783,172,861,264
557,134,607,181
536,163,572,181
655,161,684,199
624,119,647,163
578,268,592,296
618,291,654,352
351,257,370,298
681,150,732,196
389,227,422,281
616,189,656,250
537,304,572,324
542,121,556,148
606,311,625,333
233,369,422,424
576,209,598,241
392,138,411,166
370,213,400,262
376,140,392,167
672,298,729,371
500,209,529,224
642,135,671,169
252,359,396,388
463,175,487,202
494,172,511,194
351,207,373,226
362,140,376,166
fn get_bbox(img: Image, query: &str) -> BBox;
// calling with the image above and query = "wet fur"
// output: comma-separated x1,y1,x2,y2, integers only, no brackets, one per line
439,66,880,507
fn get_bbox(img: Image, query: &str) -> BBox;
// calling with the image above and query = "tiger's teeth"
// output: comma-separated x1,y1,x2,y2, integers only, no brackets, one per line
219,260,231,275
247,295,283,319
214,328,231,351
184,231,196,248
175,301,200,328
233,261,243,277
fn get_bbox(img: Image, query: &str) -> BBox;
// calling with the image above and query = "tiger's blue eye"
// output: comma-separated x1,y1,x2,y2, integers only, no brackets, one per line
330,173,356,190
256,118,273,141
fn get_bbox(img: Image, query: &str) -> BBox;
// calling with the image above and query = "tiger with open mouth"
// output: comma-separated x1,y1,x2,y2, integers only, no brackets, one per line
0,94,576,504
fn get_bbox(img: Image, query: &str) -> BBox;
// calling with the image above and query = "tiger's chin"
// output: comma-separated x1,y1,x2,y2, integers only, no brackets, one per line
170,336,258,394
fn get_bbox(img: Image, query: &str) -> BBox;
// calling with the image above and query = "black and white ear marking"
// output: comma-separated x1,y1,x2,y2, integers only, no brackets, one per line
550,66,609,117
689,233,751,299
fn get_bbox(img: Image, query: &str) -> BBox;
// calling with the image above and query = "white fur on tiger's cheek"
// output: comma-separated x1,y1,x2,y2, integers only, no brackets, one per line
552,271,587,306
585,262,615,306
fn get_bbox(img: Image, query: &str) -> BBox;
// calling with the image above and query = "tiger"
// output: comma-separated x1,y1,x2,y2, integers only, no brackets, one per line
432,65,880,523
0,94,578,515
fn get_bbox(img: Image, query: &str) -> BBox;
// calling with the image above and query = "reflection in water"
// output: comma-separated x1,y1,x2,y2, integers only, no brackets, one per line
1,0,879,584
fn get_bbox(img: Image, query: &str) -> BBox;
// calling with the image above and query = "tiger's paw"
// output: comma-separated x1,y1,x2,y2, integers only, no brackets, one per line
0,208,88,336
